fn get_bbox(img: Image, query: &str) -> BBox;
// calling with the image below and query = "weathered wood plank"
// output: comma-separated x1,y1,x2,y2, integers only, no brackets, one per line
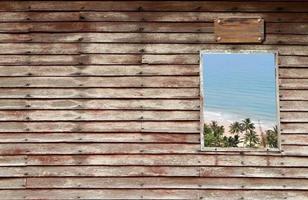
0,88,199,99
266,34,308,45
0,143,200,154
0,133,200,143
0,22,305,34
282,134,308,145
2,189,308,200
81,12,308,23
281,123,308,134
1,43,308,55
0,33,214,43
1,1,308,12
0,110,199,121
268,23,308,35
87,44,308,55
2,166,308,178
0,65,199,76
281,111,308,122
0,122,199,133
26,177,308,189
0,43,79,54
280,90,308,100
27,154,308,167
280,100,308,112
0,55,142,65
0,156,27,166
142,55,199,65
282,145,308,155
0,76,199,88
0,99,199,110
0,166,200,177
279,68,308,78
280,56,308,67
2,12,308,23
0,22,213,33
0,122,141,133
1,33,308,45
0,178,25,189
89,44,308,56
280,80,308,94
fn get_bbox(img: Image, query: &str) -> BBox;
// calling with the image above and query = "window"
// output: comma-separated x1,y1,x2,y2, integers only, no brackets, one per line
200,51,280,151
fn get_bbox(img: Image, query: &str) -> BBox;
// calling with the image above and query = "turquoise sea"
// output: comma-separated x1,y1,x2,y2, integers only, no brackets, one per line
202,53,277,127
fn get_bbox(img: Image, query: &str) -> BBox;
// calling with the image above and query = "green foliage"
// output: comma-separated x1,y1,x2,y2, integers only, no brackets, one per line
244,129,260,148
203,121,225,147
204,118,278,149
241,118,259,148
229,121,243,134
266,125,278,148
204,121,240,148
223,134,240,147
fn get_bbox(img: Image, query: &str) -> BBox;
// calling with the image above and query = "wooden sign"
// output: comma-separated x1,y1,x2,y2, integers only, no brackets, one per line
214,18,264,43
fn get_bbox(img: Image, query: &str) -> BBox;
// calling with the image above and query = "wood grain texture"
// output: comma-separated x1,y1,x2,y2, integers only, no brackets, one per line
1,189,308,200
214,18,264,43
0,99,200,110
0,1,307,199
1,12,308,23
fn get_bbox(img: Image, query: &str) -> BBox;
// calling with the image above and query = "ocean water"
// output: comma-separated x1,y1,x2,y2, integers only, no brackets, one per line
202,53,277,127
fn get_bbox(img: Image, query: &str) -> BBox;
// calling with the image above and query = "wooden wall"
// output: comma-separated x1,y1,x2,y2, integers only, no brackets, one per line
0,1,308,199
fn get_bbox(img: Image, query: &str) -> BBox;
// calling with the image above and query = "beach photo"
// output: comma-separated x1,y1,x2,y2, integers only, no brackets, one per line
201,52,279,149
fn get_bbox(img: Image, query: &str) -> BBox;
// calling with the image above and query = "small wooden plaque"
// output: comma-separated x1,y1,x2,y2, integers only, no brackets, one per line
214,18,264,43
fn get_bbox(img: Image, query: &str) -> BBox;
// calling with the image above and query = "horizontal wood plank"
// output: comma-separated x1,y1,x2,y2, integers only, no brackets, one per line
282,134,308,145
1,12,308,23
0,143,201,154
280,100,308,111
0,178,25,189
0,133,200,143
0,88,199,99
27,154,308,167
0,55,142,65
2,189,308,200
1,43,308,55
0,65,199,76
26,177,308,189
0,156,27,166
1,166,308,178
0,22,213,33
1,33,308,45
0,76,199,88
280,90,308,101
0,99,200,110
281,112,308,122
1,1,308,12
0,110,199,121
0,122,199,133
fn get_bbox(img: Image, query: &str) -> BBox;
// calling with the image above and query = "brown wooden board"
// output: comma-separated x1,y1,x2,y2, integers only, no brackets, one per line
214,18,264,43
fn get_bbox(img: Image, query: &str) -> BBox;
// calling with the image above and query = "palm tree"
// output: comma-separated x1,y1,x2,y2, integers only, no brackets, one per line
223,134,240,147
244,129,260,148
241,118,260,148
266,125,278,148
209,121,225,147
203,121,225,147
229,121,243,135
241,118,255,132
